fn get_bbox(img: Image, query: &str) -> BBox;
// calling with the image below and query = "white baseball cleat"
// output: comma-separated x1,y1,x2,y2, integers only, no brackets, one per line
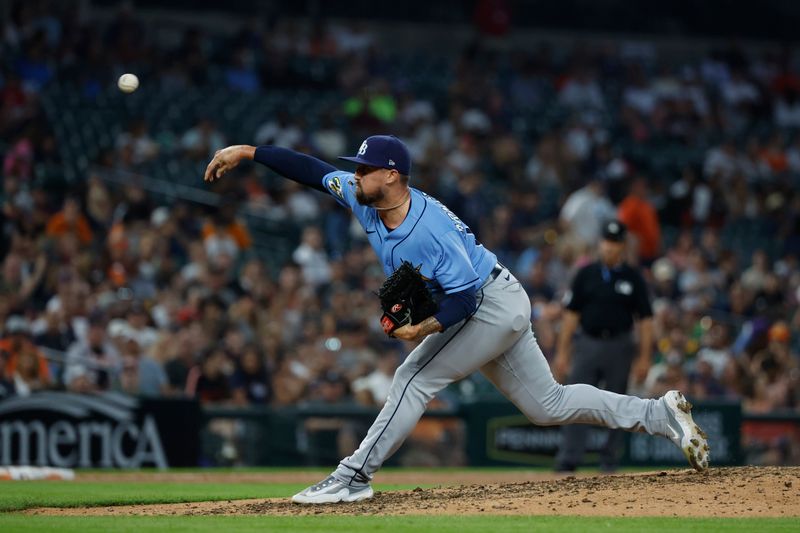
662,390,710,472
291,475,374,504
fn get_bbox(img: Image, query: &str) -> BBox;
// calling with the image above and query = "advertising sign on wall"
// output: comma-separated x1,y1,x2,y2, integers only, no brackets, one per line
0,392,201,468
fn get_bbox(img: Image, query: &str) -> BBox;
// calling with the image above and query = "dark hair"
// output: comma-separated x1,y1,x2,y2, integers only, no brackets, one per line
203,343,229,361
200,294,226,312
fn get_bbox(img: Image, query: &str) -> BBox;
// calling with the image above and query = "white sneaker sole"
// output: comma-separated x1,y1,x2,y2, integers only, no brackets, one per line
291,486,374,504
665,391,710,472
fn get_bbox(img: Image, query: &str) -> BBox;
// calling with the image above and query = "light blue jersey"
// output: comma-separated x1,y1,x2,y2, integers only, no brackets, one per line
322,171,497,296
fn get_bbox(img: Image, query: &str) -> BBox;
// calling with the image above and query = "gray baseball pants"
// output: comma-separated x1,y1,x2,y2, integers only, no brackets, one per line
555,333,635,470
334,266,670,485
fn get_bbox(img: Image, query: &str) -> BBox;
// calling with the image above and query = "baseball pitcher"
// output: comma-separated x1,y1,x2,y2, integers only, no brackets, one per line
204,135,709,504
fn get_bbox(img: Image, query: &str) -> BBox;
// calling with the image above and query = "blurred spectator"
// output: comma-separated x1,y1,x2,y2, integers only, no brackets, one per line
623,66,658,117
558,68,605,112
618,177,661,264
720,69,760,109
113,324,167,397
331,22,373,55
695,323,734,378
311,113,348,159
85,176,114,231
292,226,332,288
115,120,159,166
746,350,794,413
522,259,556,302
704,139,739,181
255,110,303,149
33,309,77,355
677,250,715,311
741,250,771,293
559,176,615,247
0,232,47,311
201,204,252,264
45,196,93,246
198,294,229,342
180,118,226,161
651,258,678,299
352,350,397,406
308,370,353,405
125,301,159,351
186,345,232,404
63,313,121,393
164,326,198,394
0,316,51,395
225,47,260,93
3,132,34,183
231,344,273,405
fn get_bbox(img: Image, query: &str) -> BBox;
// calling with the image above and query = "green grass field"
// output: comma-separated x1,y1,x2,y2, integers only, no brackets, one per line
0,480,422,512
0,515,797,533
0,469,795,532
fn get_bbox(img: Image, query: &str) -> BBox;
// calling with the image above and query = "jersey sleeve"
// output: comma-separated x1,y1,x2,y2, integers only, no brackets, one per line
431,230,481,294
321,170,358,210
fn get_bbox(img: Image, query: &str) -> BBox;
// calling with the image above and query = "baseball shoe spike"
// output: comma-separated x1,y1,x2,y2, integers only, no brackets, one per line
662,390,710,472
291,475,374,504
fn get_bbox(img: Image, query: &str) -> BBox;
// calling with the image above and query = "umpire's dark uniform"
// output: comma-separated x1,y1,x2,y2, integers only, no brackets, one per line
554,220,653,472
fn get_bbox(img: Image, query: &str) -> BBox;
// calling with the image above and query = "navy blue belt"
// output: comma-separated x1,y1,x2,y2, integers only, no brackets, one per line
488,263,505,281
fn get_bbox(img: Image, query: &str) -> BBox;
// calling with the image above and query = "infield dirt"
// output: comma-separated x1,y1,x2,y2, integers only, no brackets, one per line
22,466,800,518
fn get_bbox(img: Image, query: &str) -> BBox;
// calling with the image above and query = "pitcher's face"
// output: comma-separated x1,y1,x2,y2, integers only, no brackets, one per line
354,165,390,205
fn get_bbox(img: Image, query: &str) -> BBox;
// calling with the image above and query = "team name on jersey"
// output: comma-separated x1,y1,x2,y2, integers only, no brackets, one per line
421,192,466,232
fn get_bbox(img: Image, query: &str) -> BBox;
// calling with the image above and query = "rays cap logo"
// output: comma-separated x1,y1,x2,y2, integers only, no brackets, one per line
339,135,411,176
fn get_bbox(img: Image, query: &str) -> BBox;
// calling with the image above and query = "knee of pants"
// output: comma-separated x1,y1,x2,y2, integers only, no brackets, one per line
392,359,417,383
528,382,568,426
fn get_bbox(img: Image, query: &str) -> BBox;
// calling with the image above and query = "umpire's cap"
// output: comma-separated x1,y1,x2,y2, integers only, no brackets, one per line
602,219,627,242
338,135,411,175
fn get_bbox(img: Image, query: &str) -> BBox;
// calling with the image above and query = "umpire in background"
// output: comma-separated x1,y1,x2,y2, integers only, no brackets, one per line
553,219,654,472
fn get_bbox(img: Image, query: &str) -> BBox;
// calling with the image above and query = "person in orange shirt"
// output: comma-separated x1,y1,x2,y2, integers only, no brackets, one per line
759,132,788,174
45,196,93,245
0,315,51,392
201,205,252,259
618,177,661,265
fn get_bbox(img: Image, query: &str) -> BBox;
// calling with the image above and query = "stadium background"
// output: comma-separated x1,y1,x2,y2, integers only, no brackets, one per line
0,0,799,470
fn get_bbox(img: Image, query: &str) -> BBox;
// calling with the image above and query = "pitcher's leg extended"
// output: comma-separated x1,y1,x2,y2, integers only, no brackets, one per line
481,329,668,433
480,329,709,471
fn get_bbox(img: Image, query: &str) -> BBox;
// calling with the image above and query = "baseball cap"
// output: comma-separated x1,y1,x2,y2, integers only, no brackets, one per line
338,135,411,176
602,219,627,242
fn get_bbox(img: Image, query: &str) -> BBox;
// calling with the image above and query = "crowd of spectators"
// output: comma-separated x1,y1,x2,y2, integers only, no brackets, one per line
0,2,799,427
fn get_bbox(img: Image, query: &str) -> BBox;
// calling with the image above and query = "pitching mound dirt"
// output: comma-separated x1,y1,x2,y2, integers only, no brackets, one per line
72,470,597,485
21,467,800,518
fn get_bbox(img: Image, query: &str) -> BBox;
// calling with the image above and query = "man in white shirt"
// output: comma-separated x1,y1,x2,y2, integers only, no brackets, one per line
559,177,616,247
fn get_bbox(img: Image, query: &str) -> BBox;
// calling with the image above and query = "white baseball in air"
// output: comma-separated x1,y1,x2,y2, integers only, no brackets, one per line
117,73,139,93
